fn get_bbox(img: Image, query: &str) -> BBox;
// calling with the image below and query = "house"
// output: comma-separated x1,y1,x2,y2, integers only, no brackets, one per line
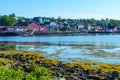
7,26,27,32
40,26,49,32
27,22,49,33
0,26,6,32
105,26,118,32
32,17,51,24
95,26,102,31
87,25,94,31
49,22,58,31
69,23,77,29
14,26,27,32
7,26,14,32
83,24,89,31
117,26,120,32
113,27,118,32
27,22,40,32
78,24,84,31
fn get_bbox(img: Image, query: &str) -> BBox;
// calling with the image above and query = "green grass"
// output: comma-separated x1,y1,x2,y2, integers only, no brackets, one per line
0,66,24,80
27,63,56,80
0,63,56,80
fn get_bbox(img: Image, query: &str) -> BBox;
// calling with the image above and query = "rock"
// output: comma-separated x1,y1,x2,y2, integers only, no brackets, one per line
58,77,66,80
57,72,64,77
111,71,119,78
58,61,64,67
87,75,101,80
114,78,118,80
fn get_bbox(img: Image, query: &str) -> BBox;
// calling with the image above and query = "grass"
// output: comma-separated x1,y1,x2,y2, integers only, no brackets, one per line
0,63,56,80
27,63,56,80
0,66,24,80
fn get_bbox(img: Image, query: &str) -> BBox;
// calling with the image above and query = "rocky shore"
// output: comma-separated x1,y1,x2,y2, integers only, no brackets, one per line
0,50,120,80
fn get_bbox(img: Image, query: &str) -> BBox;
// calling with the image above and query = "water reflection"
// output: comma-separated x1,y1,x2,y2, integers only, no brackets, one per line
1,34,120,64
16,43,120,64
0,34,120,46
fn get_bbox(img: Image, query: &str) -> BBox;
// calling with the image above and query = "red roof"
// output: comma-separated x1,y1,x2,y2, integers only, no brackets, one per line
27,23,49,32
42,26,49,32
27,22,40,32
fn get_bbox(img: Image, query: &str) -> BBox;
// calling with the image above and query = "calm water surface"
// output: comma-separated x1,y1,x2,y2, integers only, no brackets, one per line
1,34,120,64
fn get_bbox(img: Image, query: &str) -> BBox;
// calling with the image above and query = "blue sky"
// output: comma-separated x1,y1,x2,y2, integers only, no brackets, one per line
0,0,120,19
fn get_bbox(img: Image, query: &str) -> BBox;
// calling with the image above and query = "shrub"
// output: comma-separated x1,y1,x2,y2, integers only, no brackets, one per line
0,66,24,80
26,63,56,80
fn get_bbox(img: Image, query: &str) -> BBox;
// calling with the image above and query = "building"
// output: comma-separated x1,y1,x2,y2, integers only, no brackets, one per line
27,22,49,32
32,17,51,24
27,22,40,32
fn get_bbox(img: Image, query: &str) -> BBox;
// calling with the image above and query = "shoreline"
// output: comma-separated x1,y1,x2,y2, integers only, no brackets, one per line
0,31,119,36
0,50,120,80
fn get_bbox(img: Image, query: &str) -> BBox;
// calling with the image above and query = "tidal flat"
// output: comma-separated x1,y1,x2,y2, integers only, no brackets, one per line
0,50,120,80
16,44,120,64
1,34,120,79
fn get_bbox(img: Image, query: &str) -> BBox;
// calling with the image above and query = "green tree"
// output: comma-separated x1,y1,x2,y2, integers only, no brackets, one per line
51,17,55,22
9,13,16,17
17,17,25,23
0,15,16,26
0,15,1,26
57,16,62,22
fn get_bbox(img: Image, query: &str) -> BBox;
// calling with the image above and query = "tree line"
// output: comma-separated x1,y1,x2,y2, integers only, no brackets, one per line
0,13,120,29
0,13,16,26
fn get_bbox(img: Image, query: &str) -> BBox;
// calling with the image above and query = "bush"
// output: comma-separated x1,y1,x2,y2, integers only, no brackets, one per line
27,63,56,80
0,60,56,80
0,58,56,80
0,66,24,80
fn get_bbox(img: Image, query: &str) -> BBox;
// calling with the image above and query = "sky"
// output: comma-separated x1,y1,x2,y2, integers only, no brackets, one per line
0,0,120,20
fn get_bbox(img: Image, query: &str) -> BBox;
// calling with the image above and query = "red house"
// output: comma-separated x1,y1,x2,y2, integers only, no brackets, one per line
27,22,40,32
40,26,49,32
27,22,49,32
113,27,118,32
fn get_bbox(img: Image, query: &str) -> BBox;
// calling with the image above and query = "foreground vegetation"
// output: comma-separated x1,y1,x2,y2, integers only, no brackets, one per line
0,51,56,80
0,50,120,80
0,64,56,80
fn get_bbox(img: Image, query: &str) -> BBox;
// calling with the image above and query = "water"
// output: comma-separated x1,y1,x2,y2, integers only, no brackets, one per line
1,33,120,64
0,34,120,45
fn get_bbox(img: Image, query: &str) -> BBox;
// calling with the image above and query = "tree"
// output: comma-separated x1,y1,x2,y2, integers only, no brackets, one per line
9,13,16,17
51,17,55,22
57,16,62,22
0,15,16,26
90,18,96,25
17,17,25,23
0,15,1,26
